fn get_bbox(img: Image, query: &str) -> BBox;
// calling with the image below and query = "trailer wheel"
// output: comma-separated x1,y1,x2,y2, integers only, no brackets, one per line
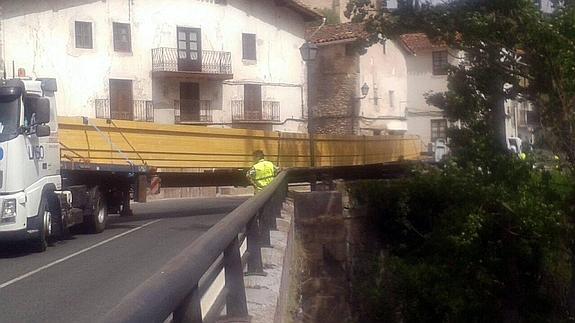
88,187,108,233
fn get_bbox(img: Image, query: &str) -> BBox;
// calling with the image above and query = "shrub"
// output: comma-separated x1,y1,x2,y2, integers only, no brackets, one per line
348,160,573,322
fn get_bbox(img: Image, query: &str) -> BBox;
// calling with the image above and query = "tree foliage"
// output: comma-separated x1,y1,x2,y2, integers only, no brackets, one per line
347,0,575,165
343,0,575,321
348,163,572,322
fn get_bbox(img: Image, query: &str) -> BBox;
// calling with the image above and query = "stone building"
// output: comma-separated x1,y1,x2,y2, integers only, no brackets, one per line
0,0,320,132
307,22,408,135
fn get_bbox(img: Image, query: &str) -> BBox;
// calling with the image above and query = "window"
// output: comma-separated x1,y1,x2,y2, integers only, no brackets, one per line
242,33,256,60
432,50,449,75
75,21,93,49
388,90,395,109
431,119,448,142
113,22,131,52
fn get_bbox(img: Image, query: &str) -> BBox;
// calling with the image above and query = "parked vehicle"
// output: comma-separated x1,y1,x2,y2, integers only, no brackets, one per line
0,77,145,251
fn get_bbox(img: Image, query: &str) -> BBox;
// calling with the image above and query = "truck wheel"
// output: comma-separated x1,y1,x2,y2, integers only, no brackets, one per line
88,188,108,233
47,193,63,238
30,197,50,252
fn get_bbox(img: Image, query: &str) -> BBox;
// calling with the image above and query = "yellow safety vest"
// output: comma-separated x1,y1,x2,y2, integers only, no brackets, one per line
251,159,277,191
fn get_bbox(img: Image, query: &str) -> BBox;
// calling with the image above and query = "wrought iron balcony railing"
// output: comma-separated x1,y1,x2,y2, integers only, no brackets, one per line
95,99,154,122
231,100,280,122
174,99,213,123
152,48,232,75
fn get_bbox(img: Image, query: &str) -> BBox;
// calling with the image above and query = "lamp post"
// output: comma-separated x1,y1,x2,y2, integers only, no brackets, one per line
352,82,370,134
300,42,318,167
360,82,370,98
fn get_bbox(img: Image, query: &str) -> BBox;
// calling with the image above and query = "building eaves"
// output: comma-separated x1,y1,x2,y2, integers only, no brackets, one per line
273,0,323,21
306,22,369,45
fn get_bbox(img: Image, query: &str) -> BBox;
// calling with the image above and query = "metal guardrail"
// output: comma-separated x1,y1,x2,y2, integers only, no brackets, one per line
103,171,288,323
95,99,154,122
152,48,233,75
231,100,280,122
175,99,213,123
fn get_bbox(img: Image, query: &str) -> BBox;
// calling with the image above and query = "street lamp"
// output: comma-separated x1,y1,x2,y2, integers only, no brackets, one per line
351,83,370,134
300,41,318,168
354,82,370,100
299,42,318,62
361,82,370,97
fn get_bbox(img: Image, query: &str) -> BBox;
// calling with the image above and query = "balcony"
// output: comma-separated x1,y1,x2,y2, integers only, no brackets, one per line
231,100,280,122
152,48,233,80
175,99,213,124
95,99,154,122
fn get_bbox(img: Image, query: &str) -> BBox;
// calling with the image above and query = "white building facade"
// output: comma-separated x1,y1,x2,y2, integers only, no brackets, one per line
357,38,408,135
399,33,460,151
0,0,320,132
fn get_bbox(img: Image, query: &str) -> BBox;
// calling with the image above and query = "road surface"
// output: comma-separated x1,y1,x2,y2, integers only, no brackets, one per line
0,196,247,323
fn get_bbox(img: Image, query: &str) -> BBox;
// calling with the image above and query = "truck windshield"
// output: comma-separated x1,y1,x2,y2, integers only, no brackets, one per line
0,99,20,142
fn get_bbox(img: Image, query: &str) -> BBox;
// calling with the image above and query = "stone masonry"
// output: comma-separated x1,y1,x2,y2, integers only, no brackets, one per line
292,191,352,323
309,43,360,135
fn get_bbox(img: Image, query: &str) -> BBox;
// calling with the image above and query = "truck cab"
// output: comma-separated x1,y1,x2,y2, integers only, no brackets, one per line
0,78,120,252
0,78,61,250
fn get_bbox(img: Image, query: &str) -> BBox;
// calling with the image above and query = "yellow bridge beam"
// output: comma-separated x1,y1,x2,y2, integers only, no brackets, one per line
58,117,422,170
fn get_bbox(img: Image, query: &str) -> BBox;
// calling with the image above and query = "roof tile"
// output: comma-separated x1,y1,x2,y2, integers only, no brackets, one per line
399,33,447,54
307,23,369,44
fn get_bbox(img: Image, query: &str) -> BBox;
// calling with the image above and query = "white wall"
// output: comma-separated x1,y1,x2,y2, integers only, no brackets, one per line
405,48,459,149
1,0,308,132
358,39,408,134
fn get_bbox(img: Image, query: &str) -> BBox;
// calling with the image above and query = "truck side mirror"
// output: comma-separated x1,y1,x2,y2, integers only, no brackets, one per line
31,98,50,124
36,124,50,137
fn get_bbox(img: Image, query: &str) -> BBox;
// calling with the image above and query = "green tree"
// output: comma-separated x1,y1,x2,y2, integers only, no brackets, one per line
344,0,575,319
347,0,575,165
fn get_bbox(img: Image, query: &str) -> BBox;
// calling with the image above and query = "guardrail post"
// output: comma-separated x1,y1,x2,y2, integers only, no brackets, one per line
258,209,272,248
246,217,266,276
224,236,249,319
265,198,278,231
173,284,202,323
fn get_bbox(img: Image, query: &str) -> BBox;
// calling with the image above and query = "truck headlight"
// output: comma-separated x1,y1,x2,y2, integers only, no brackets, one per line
1,199,16,224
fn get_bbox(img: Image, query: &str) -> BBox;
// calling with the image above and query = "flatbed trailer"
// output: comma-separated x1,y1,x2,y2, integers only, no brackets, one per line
0,76,422,252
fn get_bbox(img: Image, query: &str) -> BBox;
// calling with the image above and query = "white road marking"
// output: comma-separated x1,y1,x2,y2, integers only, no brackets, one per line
0,219,162,290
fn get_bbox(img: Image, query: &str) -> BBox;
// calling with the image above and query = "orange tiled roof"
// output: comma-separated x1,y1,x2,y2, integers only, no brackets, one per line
307,22,369,44
399,33,447,54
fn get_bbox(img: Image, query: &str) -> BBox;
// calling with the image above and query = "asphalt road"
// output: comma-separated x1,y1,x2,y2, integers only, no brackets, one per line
0,196,248,323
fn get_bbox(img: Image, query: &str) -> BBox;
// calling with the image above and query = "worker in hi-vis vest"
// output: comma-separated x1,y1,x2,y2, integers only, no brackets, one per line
247,150,278,193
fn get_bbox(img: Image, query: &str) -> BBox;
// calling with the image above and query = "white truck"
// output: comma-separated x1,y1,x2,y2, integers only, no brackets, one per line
0,77,146,252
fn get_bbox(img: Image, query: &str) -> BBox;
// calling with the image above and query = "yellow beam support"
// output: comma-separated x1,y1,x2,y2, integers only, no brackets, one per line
58,117,422,171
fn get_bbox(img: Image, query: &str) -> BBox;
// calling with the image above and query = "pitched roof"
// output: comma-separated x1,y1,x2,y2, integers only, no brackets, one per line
307,22,369,44
399,33,447,54
274,0,323,21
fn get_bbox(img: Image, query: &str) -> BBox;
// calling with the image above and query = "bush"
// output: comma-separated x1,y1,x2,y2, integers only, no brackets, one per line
348,159,573,323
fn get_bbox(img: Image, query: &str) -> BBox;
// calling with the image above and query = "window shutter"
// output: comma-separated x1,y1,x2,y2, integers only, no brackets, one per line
75,21,93,49
113,23,131,52
242,33,256,60
432,50,449,75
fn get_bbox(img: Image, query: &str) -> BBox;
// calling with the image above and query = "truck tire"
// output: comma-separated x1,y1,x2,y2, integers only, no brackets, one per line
47,193,63,238
30,196,50,252
87,187,108,234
